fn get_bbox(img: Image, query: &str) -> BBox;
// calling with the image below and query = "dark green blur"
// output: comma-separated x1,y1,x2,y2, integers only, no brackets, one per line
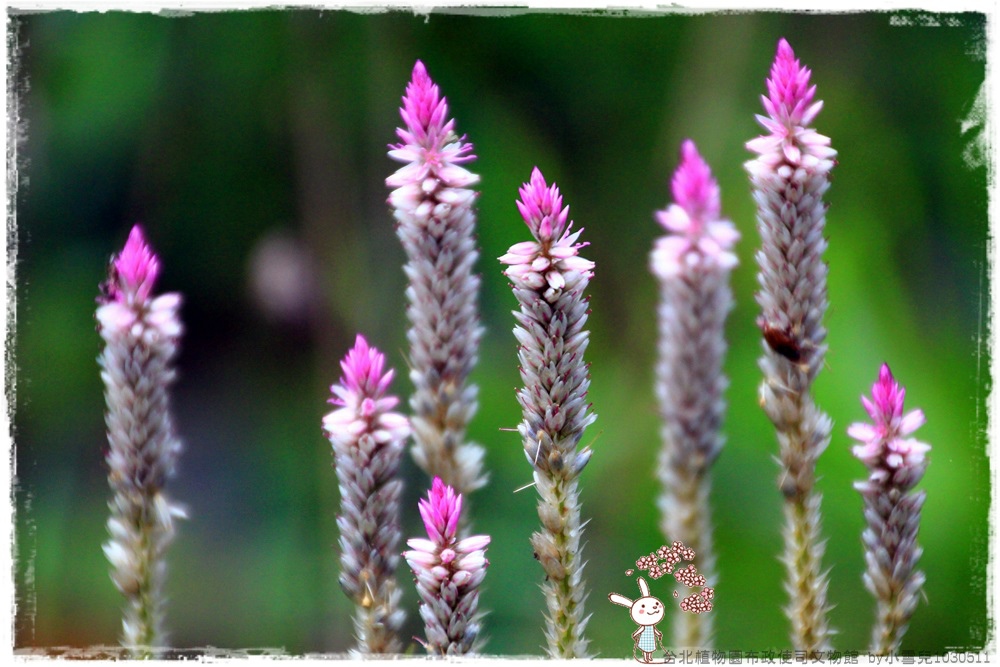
11,9,989,656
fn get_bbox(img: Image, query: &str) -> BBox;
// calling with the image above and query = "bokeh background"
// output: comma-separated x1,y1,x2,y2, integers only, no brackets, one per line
10,8,991,657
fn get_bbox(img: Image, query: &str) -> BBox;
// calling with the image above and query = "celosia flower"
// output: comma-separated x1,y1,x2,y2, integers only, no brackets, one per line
387,60,486,498
651,140,737,649
323,335,409,655
746,38,836,172
849,364,931,488
97,225,185,657
746,38,836,654
499,169,595,306
652,140,739,279
500,167,595,658
650,140,739,647
404,477,490,655
748,37,837,378
850,364,930,655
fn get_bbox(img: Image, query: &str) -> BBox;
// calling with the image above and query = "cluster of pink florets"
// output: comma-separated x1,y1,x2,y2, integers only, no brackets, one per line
679,588,715,614
674,564,707,588
635,541,697,580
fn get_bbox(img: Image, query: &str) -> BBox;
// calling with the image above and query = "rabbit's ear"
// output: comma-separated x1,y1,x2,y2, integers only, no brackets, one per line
637,577,650,597
608,593,633,607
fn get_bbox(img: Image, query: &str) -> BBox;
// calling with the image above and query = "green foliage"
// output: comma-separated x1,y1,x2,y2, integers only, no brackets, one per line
12,9,989,656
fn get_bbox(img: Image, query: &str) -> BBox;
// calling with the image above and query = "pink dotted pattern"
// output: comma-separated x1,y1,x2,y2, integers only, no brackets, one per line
630,541,715,616
634,541,693,580
674,564,707,588
679,588,715,614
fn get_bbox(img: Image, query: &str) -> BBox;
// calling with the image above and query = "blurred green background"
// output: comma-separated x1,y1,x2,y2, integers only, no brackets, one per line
10,8,990,657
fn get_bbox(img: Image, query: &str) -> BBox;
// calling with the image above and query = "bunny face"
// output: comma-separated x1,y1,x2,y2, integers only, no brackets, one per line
629,596,664,626
608,577,665,627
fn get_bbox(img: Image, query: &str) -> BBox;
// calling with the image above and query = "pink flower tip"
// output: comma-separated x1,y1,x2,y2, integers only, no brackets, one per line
330,334,395,406
419,477,462,543
761,38,820,128
109,224,160,305
388,59,475,174
516,167,572,243
402,59,440,130
850,363,930,476
670,140,720,224
652,141,738,277
865,363,907,429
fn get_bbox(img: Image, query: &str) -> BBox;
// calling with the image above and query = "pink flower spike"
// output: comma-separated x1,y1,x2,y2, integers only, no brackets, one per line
652,141,738,278
850,363,931,653
763,38,817,128
331,335,395,407
387,60,486,498
671,139,720,224
419,477,462,543
849,363,930,486
110,225,161,305
405,476,490,655
323,334,409,654
387,60,476,182
97,223,184,654
517,167,571,243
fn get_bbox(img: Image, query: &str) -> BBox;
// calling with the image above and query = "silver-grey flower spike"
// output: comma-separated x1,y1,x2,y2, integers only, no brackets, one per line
97,225,186,658
652,140,739,650
500,167,596,659
746,38,838,655
849,364,930,655
387,60,487,499
323,334,410,655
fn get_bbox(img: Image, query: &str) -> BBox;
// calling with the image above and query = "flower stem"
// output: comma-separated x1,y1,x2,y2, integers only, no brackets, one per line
532,474,588,657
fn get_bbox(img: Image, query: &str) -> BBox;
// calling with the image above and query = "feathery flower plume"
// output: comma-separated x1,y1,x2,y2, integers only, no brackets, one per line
387,60,487,498
850,364,930,655
499,167,596,658
651,140,739,649
747,38,838,655
323,335,410,654
404,477,490,655
97,225,185,657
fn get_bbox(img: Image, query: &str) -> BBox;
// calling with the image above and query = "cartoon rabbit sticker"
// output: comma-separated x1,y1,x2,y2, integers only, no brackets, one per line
609,576,665,663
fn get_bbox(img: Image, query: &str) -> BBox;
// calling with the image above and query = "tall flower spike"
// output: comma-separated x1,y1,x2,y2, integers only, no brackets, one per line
97,225,186,657
323,335,410,655
387,60,487,501
500,167,595,658
747,38,838,655
651,140,738,649
850,364,930,655
404,477,491,655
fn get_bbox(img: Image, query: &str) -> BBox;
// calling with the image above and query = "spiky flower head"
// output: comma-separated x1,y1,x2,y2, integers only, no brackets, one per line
500,167,595,657
499,167,596,476
386,60,486,496
500,167,595,306
325,334,406,433
849,363,930,492
653,140,739,279
747,39,836,654
849,364,930,654
746,38,835,170
387,60,478,194
323,335,409,654
651,141,737,648
404,477,490,655
97,224,184,655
